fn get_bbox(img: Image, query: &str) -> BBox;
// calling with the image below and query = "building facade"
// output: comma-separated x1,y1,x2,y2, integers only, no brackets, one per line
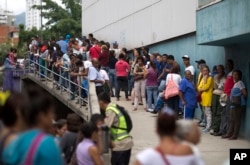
26,0,41,30
0,7,14,25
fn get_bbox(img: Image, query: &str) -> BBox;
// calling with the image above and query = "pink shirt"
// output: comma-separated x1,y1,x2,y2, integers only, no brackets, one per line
115,60,130,77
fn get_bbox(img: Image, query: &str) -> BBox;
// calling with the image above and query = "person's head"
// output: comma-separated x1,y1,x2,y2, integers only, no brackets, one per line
167,55,175,64
0,91,29,130
133,48,141,58
156,54,162,63
182,55,190,66
150,61,156,70
98,92,111,112
23,86,55,132
136,56,144,66
226,59,234,72
150,53,156,62
105,42,110,49
55,119,67,137
217,65,225,76
121,48,127,55
50,36,56,43
195,59,206,70
118,53,125,60
112,41,118,49
91,58,99,68
67,48,73,55
157,106,177,138
80,122,98,140
88,33,94,40
142,46,149,55
70,54,77,63
162,54,168,63
90,114,104,128
75,59,83,67
184,70,192,81
202,65,210,76
66,113,83,133
176,119,201,145
101,45,108,52
232,69,242,82
170,65,179,74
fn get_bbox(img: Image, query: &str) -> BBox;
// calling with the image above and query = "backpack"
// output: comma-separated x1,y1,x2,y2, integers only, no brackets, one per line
113,104,133,133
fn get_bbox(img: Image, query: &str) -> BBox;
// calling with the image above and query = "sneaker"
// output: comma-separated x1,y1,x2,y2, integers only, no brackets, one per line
202,128,209,133
147,108,154,112
209,129,214,135
199,123,206,127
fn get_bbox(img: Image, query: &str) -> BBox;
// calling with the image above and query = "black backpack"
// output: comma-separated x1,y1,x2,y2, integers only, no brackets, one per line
113,104,133,133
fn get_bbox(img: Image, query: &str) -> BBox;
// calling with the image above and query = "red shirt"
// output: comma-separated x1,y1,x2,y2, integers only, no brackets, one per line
99,50,109,67
115,60,130,77
224,72,234,96
89,45,101,59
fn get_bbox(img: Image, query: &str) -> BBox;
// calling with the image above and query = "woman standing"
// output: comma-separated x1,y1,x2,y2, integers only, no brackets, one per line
222,70,247,140
210,65,225,135
165,66,181,116
144,61,158,111
197,65,213,133
133,56,147,111
3,51,16,91
179,70,197,119
108,50,118,97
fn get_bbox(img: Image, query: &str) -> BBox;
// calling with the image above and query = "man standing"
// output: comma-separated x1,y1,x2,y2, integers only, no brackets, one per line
89,40,101,59
88,58,105,95
98,92,133,165
182,55,195,77
57,36,68,54
115,54,130,101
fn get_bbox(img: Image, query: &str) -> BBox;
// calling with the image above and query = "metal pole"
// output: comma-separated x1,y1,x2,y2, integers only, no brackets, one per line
40,0,43,43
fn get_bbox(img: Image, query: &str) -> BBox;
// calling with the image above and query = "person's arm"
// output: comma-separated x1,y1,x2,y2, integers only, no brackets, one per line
179,80,187,106
200,76,213,91
89,146,104,165
242,88,247,98
133,65,138,75
144,68,149,78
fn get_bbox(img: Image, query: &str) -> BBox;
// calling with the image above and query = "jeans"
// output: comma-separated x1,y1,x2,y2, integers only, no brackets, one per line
116,76,129,99
134,79,146,108
128,75,134,95
61,71,69,88
158,80,166,92
146,86,158,109
109,69,117,96
111,149,131,165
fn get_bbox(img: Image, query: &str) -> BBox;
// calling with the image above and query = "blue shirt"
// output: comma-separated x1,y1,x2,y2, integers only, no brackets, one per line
2,129,63,165
4,57,15,69
56,40,68,54
179,78,197,109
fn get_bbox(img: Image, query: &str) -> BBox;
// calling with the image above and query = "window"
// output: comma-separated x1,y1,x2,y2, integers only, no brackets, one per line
197,0,223,10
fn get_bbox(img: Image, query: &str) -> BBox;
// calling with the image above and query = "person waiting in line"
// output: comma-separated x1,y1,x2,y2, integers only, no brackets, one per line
98,45,110,73
179,70,197,119
176,119,205,165
76,122,104,165
98,92,133,165
165,65,182,116
3,50,16,91
134,106,203,165
1,87,64,165
60,113,83,164
54,119,67,145
133,56,147,111
197,65,213,133
88,58,105,95
210,65,226,135
108,50,118,97
222,70,247,140
144,61,158,112
115,54,130,101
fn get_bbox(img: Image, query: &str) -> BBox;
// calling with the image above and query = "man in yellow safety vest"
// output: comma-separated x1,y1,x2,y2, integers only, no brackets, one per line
98,92,133,165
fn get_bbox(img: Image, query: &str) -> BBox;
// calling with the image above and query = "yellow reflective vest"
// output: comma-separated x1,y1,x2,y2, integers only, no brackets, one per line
106,103,130,141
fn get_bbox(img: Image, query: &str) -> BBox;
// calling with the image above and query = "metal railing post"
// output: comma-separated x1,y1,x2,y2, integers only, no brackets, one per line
60,67,62,94
68,71,71,100
45,60,47,85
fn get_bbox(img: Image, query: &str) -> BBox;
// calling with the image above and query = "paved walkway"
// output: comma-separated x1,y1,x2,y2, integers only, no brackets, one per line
112,97,250,165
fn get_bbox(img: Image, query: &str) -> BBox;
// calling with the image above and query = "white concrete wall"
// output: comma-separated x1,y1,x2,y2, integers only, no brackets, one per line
82,0,196,49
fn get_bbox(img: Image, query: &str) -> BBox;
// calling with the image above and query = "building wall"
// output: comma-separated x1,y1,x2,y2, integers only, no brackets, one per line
82,0,197,49
197,0,250,45
26,0,41,30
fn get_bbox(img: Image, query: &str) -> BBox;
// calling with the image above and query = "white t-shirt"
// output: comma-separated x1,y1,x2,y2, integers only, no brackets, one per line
185,65,195,76
84,61,92,69
88,66,104,86
166,73,182,87
233,80,245,90
99,69,109,81
136,148,203,165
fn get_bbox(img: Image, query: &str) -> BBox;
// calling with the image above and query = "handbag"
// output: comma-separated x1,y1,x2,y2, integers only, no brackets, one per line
197,91,202,103
164,74,179,99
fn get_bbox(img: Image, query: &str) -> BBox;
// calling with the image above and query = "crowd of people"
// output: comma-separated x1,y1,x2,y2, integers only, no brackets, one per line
0,32,248,164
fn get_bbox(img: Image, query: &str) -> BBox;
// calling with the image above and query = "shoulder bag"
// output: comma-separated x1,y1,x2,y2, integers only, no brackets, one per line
164,74,179,99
